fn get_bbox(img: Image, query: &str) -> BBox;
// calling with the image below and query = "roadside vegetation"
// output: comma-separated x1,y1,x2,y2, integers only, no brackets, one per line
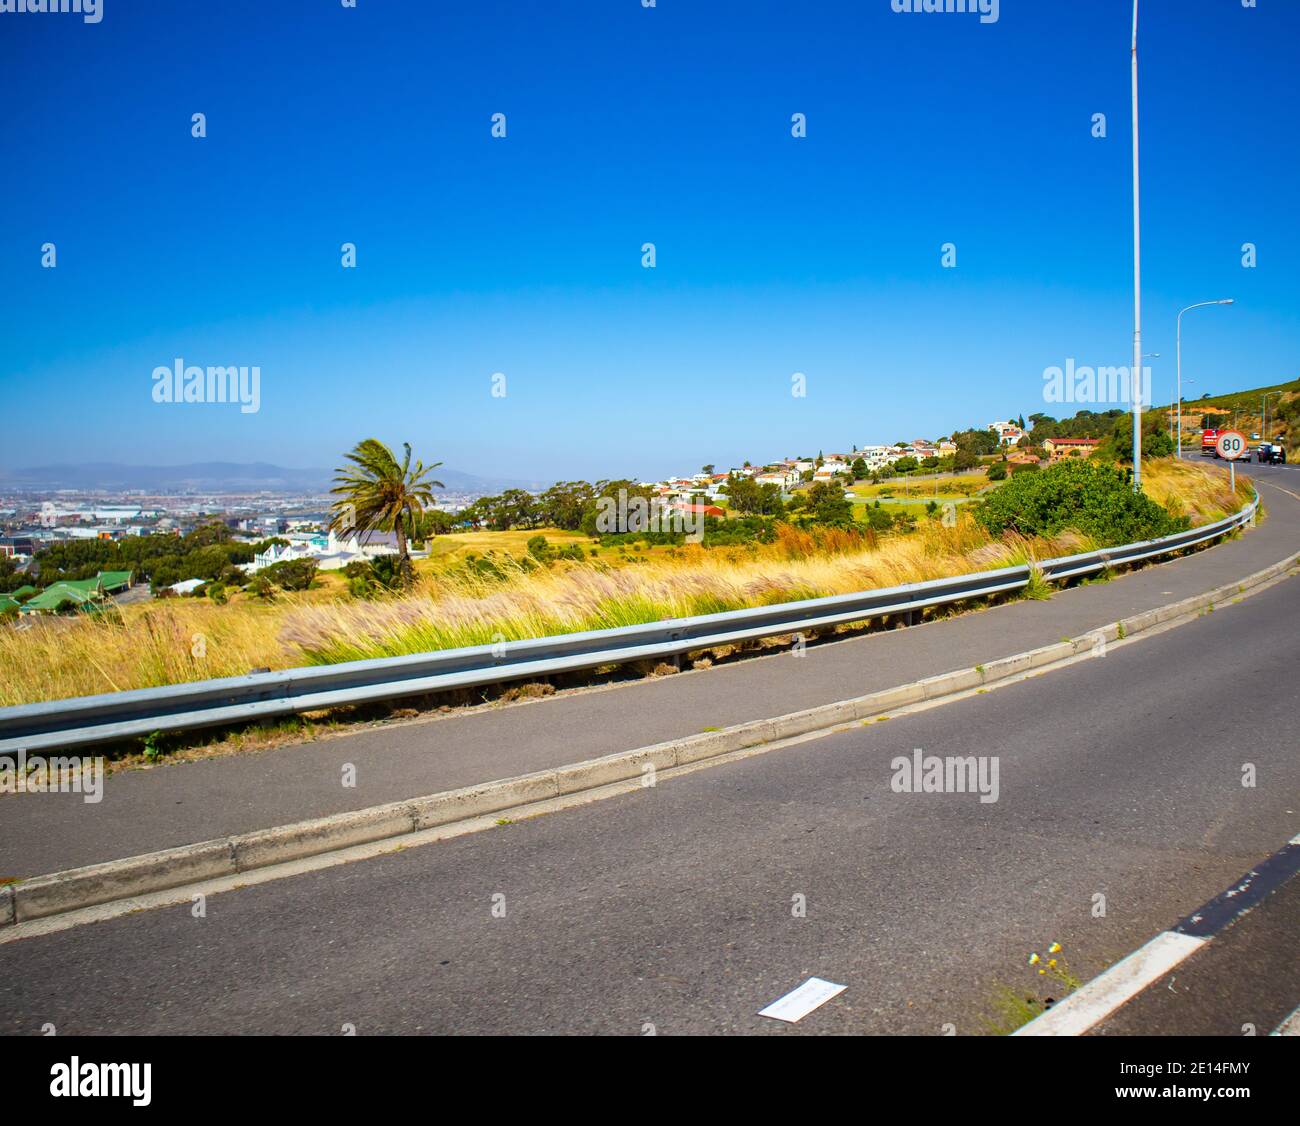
0,454,1249,708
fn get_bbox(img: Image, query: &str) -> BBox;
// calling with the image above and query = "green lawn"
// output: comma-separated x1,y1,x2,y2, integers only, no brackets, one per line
415,528,593,572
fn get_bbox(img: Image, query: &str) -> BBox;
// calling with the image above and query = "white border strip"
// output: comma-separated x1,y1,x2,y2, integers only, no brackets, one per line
1270,1004,1300,1036
1013,931,1206,1036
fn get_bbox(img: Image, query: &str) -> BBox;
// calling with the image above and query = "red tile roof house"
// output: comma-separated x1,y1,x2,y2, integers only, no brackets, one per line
669,502,725,518
1043,437,1102,462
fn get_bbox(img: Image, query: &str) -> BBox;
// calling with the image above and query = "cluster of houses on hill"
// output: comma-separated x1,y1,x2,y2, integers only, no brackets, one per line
640,439,969,507
989,421,1102,463
637,421,1104,509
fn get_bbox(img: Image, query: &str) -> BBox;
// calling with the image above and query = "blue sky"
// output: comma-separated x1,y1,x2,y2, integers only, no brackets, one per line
1,0,1296,483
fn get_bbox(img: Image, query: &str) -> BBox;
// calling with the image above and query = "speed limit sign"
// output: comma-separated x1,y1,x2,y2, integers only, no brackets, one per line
1216,430,1249,460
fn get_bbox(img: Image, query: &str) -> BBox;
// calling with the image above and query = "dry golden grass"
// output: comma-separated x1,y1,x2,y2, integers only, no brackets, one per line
0,458,1244,706
1142,458,1249,525
266,516,1090,669
2,599,287,704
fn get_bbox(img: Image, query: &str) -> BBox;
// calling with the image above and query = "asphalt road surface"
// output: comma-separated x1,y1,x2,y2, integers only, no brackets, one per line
2,557,1296,1035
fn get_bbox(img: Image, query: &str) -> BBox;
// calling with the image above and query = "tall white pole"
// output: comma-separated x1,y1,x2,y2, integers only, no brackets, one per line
1130,0,1143,490
1176,309,1183,459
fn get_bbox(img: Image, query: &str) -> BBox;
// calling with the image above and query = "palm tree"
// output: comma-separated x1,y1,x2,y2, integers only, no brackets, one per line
330,439,443,583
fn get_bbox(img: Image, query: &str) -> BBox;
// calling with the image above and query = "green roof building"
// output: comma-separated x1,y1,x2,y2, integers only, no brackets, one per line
97,571,134,593
17,571,132,614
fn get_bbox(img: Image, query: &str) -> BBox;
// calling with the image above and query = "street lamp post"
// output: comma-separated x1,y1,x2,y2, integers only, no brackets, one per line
1130,0,1143,490
1176,299,1234,459
1262,392,1283,443
1140,353,1161,444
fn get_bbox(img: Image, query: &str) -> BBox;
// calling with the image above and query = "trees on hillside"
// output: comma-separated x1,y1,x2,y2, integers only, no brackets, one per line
788,481,854,527
950,428,999,457
722,474,784,516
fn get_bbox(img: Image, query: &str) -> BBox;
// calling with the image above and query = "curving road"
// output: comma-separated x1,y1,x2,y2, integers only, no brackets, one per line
1,464,1297,1035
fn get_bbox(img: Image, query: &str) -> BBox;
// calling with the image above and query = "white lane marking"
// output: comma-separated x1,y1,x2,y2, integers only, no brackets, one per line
1270,1003,1300,1036
758,977,847,1023
1013,931,1206,1036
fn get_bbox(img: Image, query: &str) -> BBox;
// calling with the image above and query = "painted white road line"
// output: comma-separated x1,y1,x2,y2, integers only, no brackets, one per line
758,977,847,1023
1013,931,1206,1037
1270,1004,1300,1036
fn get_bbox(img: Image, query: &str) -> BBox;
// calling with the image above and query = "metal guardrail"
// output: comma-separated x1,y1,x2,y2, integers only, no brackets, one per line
0,495,1259,753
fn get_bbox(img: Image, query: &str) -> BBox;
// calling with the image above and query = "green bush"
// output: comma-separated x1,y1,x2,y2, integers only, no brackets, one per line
976,459,1188,546
246,576,275,600
259,558,319,592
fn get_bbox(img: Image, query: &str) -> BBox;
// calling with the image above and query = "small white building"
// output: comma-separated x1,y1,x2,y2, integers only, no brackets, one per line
244,529,408,574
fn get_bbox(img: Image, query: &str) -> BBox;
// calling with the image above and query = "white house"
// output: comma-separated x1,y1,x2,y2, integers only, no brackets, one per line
989,421,1026,447
244,529,409,574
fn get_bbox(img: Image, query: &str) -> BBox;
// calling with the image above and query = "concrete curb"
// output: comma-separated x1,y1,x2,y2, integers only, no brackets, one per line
6,547,1298,927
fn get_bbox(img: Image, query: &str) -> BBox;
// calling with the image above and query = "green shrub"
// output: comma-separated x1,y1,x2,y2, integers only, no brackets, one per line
976,459,1188,545
258,558,318,592
246,576,275,600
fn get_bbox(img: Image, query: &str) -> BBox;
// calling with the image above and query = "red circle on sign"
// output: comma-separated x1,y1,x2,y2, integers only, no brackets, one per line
1216,430,1248,460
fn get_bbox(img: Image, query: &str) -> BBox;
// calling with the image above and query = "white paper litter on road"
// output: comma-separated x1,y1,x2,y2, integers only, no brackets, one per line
758,977,847,1023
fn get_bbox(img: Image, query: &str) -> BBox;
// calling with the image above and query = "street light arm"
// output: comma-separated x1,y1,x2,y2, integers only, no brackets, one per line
1178,300,1234,322
1175,299,1234,460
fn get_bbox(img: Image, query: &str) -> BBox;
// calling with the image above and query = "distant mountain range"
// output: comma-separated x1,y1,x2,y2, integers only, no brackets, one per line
0,462,543,495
